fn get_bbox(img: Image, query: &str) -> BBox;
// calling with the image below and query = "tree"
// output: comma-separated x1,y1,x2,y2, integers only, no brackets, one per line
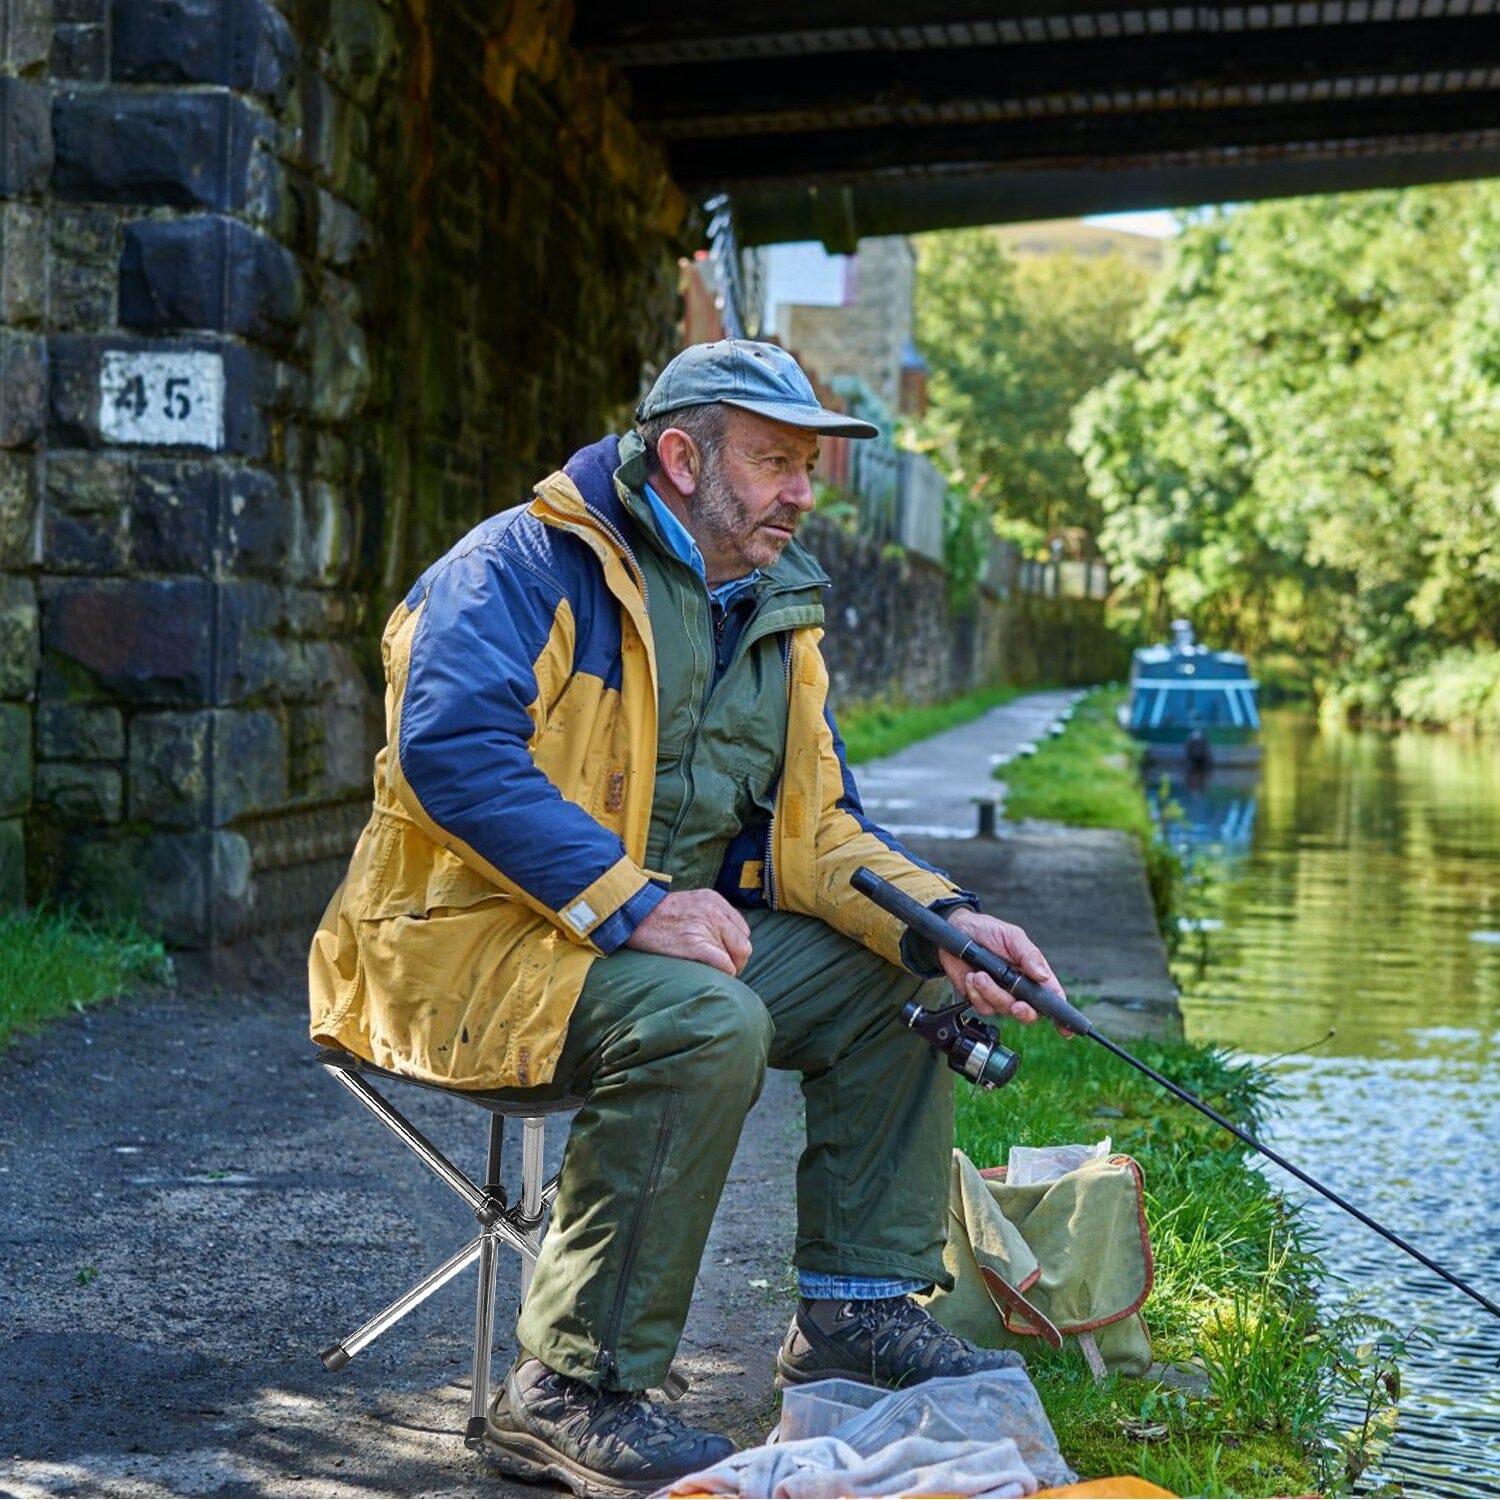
1071,185,1500,702
914,229,1153,540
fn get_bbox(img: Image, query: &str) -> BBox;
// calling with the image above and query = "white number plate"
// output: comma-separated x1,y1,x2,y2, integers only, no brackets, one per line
98,351,225,449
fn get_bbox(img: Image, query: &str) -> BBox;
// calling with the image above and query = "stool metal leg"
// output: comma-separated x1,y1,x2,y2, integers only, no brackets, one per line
518,1116,546,1304
321,1234,485,1372
466,1116,506,1447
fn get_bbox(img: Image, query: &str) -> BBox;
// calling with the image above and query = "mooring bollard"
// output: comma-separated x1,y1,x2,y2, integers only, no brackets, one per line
973,796,998,838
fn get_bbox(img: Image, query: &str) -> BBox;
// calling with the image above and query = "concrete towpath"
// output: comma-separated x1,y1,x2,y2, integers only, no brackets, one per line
0,689,1178,1497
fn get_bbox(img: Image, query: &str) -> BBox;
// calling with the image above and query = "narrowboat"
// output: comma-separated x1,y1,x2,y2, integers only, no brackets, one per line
1120,621,1261,767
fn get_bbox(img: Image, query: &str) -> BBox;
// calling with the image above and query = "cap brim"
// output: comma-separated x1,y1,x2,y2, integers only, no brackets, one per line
722,397,881,439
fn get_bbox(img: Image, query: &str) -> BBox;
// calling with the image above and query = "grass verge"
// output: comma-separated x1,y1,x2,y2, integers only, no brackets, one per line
999,687,1182,939
968,687,1405,1495
956,1027,1404,1495
840,685,1022,767
0,906,171,1049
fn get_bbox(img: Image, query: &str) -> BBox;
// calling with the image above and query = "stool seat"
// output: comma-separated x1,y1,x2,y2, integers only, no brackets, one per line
315,1042,583,1451
317,1046,583,1116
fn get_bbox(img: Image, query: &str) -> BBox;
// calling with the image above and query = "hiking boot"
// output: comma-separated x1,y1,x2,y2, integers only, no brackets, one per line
484,1355,734,1497
776,1295,1027,1389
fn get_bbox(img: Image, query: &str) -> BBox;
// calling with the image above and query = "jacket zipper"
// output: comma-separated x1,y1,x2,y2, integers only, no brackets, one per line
763,635,794,909
598,1087,682,1385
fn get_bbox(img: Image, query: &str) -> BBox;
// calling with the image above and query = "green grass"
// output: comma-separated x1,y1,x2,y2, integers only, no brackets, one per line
1000,687,1183,935
840,685,1022,766
0,906,171,1048
956,1025,1404,1495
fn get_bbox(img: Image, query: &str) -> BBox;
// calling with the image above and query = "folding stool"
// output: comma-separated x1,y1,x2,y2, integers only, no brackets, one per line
315,1046,581,1451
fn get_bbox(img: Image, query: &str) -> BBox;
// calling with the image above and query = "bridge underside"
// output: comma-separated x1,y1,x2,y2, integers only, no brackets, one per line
573,1,1500,246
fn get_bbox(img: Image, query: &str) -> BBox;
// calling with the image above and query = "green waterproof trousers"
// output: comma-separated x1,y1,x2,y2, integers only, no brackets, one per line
513,908,956,1390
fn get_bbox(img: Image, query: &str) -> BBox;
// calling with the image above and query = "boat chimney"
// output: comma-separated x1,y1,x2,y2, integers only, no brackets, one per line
1170,619,1195,652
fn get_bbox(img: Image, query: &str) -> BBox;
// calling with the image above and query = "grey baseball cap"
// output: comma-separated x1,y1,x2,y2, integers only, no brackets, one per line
637,339,880,439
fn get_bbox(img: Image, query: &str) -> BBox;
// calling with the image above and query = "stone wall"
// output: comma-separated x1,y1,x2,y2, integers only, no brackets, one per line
807,517,1126,713
0,0,685,944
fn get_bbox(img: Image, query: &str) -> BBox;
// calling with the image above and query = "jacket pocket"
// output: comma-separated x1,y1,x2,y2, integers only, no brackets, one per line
353,814,505,920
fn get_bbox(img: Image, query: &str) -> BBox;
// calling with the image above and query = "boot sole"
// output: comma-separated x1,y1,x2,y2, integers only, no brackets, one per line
482,1415,665,1497
774,1353,882,1390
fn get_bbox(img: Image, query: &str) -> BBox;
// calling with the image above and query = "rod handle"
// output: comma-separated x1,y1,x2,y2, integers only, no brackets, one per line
851,866,1095,1037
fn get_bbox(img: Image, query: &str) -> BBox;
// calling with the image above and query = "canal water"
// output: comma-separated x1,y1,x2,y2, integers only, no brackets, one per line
1160,710,1500,1496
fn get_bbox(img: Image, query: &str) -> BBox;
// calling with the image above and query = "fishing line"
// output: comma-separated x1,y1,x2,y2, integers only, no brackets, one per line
852,867,1500,1327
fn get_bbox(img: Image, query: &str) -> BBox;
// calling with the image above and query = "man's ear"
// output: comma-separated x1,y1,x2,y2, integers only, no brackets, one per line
655,428,700,497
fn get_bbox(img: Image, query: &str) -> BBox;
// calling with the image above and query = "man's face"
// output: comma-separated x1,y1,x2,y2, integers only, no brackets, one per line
689,410,820,584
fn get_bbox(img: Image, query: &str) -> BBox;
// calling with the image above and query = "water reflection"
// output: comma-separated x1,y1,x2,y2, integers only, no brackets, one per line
1149,764,1260,854
1168,710,1500,1494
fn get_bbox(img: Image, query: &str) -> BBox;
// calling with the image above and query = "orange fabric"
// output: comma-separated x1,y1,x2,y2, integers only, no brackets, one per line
1036,1481,1177,1498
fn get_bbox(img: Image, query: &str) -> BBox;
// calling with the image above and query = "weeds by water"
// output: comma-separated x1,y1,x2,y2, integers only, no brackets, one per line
0,906,171,1048
956,1024,1403,1493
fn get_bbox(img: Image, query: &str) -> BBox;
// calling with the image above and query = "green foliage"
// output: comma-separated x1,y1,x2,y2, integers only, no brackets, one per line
0,906,171,1048
956,1023,1402,1494
914,230,1154,538
838,686,1021,766
1072,185,1500,719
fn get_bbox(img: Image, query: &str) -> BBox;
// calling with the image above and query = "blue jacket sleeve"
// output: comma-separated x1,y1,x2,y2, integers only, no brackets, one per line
394,539,658,950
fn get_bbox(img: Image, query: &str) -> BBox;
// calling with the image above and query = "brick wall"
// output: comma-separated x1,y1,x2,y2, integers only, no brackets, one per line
0,0,685,944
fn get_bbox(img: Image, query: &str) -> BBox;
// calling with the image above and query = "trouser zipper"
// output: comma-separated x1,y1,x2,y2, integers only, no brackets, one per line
597,1087,683,1386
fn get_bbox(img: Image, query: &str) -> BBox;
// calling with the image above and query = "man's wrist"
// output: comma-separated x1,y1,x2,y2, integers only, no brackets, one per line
900,891,980,976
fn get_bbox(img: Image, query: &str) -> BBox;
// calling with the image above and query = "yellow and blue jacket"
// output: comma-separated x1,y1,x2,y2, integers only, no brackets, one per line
308,435,966,1089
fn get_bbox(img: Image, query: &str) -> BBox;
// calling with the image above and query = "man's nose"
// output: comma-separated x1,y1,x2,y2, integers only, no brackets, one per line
785,472,816,512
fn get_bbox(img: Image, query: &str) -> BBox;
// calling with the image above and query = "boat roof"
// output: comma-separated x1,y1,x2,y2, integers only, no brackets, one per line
1130,644,1255,682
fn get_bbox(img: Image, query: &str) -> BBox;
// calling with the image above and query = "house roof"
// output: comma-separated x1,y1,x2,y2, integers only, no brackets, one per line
572,3,1500,247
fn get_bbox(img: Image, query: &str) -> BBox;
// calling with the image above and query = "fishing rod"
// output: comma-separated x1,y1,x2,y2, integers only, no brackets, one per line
852,866,1500,1326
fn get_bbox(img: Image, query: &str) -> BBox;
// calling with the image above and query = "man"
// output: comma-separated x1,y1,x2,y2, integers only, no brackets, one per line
309,340,1064,1496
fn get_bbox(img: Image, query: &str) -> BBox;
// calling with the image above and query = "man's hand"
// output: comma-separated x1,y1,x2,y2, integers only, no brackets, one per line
625,889,752,976
937,908,1066,1026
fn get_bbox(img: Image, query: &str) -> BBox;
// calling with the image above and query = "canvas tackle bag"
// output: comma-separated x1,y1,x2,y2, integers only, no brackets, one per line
920,1149,1155,1379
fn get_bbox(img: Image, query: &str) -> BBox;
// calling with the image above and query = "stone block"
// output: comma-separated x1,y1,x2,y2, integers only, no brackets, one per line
211,707,284,822
67,829,209,945
51,21,106,79
325,0,395,105
0,702,32,816
214,579,282,702
48,335,272,458
127,708,208,825
51,89,266,211
44,577,214,703
0,77,52,197
2,0,54,73
43,450,130,573
129,460,214,573
308,297,370,423
111,0,294,102
0,203,46,326
0,330,45,448
0,450,38,567
315,189,372,268
0,817,22,908
36,761,121,822
221,464,288,575
0,573,38,698
120,215,301,348
37,702,123,760
47,206,115,329
128,461,289,577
